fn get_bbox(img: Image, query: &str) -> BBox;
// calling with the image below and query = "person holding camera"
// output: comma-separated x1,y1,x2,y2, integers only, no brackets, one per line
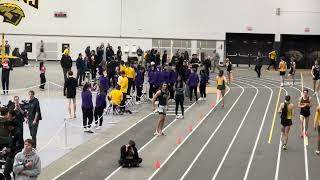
119,140,142,167
13,139,41,180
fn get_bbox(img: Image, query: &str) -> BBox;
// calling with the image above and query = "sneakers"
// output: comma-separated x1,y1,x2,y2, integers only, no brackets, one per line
280,83,284,87
96,126,101,130
181,115,184,119
135,101,141,105
176,115,179,119
316,150,320,155
198,98,203,101
84,128,87,132
282,144,287,150
86,129,94,133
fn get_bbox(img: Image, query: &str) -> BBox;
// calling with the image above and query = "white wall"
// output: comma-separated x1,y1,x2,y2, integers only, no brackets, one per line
2,0,320,59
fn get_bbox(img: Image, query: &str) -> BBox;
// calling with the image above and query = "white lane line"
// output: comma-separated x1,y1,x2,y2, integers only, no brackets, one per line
211,81,259,180
180,85,244,180
146,85,235,180
105,96,200,179
178,83,244,180
236,77,287,180
290,86,309,180
52,112,155,179
237,79,273,180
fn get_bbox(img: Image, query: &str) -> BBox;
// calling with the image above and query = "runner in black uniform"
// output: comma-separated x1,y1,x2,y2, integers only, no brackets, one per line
311,60,320,95
226,58,232,84
152,82,169,136
288,57,296,86
298,89,312,138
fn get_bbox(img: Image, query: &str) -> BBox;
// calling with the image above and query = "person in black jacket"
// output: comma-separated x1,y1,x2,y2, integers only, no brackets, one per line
76,53,85,86
60,49,72,82
119,140,142,167
107,58,119,88
64,71,78,119
3,110,24,180
1,57,13,95
162,50,168,67
21,49,29,66
90,50,98,80
117,46,122,61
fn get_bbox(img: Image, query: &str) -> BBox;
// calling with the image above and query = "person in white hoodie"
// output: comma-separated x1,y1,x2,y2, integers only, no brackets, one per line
13,139,41,180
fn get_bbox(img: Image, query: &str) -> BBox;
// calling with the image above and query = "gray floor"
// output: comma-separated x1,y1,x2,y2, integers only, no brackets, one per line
9,63,320,180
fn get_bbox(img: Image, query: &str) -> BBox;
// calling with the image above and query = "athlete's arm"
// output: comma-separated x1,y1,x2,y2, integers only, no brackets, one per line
298,97,303,108
311,66,315,77
152,90,161,111
278,103,284,113
314,106,320,130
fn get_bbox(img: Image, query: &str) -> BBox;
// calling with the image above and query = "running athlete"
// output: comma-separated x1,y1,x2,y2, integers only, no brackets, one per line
152,82,169,136
311,60,320,95
314,105,320,155
279,57,287,86
288,57,296,86
226,58,232,84
36,40,46,61
298,89,312,138
216,70,227,107
278,95,294,150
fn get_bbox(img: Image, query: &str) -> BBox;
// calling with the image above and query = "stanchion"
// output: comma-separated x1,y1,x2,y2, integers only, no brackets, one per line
61,118,72,150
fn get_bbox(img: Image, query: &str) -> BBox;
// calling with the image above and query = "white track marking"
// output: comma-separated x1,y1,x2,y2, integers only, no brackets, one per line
146,84,237,180
211,81,259,180
237,79,273,180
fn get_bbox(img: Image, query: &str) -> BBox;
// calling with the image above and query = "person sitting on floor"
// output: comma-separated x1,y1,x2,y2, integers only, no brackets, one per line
119,140,142,167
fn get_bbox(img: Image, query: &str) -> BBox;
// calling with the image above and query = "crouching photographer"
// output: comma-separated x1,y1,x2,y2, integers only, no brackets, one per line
119,140,142,167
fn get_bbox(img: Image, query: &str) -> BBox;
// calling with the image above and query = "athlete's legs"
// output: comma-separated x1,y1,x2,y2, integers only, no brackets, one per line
68,98,72,118
284,126,290,145
221,89,225,106
300,115,304,137
73,98,77,117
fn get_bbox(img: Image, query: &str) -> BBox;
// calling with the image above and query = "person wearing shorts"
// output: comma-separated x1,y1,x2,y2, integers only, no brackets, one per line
314,105,320,155
226,58,232,84
279,57,287,86
152,82,169,136
288,57,296,86
298,89,312,138
278,95,294,150
64,70,78,119
311,60,320,95
216,70,227,107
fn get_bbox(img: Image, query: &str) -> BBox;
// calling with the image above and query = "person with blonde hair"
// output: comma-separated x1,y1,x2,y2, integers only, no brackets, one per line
60,48,72,82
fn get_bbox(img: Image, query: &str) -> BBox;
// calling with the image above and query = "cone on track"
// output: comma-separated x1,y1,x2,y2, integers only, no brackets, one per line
177,136,182,144
211,102,215,108
198,112,204,119
189,125,193,132
155,160,161,169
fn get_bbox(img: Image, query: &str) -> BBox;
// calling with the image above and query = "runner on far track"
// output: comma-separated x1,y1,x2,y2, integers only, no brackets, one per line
225,58,232,84
279,57,287,87
311,60,320,95
288,57,296,86
216,70,227,107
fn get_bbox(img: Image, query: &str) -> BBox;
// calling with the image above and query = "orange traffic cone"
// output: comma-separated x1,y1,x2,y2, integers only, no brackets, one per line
177,136,182,144
155,160,161,169
189,125,193,132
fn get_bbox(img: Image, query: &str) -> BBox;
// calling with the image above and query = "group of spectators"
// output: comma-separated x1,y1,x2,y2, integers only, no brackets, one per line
0,92,42,179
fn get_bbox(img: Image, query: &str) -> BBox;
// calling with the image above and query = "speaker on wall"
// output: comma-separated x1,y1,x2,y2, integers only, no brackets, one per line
25,43,32,52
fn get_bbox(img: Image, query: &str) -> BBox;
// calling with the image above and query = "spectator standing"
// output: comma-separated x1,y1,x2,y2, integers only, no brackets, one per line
26,90,42,148
76,53,85,86
64,71,78,119
60,48,72,82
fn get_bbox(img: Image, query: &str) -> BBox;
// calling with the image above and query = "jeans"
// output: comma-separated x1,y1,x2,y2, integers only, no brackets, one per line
28,122,39,148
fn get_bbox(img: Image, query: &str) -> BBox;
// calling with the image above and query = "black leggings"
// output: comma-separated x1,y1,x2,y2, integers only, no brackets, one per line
82,107,93,128
149,84,155,99
168,84,174,99
40,73,46,89
255,65,262,78
2,70,9,94
175,95,184,116
136,85,143,101
189,86,198,101
199,83,206,98
267,60,277,70
127,78,134,96
120,93,127,112
94,106,104,126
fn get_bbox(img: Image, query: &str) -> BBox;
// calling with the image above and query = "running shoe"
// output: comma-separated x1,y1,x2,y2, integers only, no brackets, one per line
316,150,320,155
86,130,94,133
282,144,287,150
176,115,179,119
96,126,101,130
181,115,184,119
